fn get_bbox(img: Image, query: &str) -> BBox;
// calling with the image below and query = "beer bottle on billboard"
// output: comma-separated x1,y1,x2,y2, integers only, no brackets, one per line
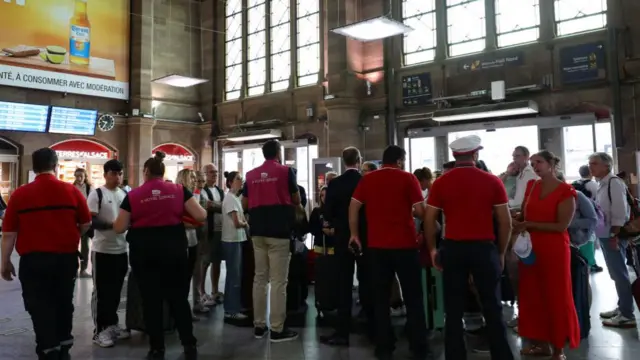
69,0,91,65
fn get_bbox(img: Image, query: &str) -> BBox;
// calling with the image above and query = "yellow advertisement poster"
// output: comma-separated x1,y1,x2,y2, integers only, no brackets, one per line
0,0,130,100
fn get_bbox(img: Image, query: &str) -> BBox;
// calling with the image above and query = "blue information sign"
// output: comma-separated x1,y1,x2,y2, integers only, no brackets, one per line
0,101,49,133
48,107,98,136
402,73,433,106
560,42,606,84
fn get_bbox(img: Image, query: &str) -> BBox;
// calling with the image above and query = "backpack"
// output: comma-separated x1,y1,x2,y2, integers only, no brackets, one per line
592,200,607,235
607,176,640,238
88,187,127,236
572,179,593,199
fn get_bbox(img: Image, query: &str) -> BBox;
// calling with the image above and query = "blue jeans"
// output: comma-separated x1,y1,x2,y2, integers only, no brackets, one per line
599,238,634,318
222,241,244,314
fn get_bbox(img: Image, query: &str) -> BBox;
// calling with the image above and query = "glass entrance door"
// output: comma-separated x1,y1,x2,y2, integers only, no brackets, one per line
448,126,539,174
407,137,436,173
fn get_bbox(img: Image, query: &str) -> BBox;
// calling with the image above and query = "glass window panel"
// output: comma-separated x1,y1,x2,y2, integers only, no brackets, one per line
226,90,241,101
297,44,319,76
226,13,242,41
497,28,539,48
403,0,435,17
563,125,594,182
242,148,264,178
223,152,239,173
409,138,436,173
297,14,320,46
447,0,485,56
226,0,242,16
402,2,437,66
272,80,289,91
225,64,242,91
248,0,265,8
248,31,266,59
555,0,607,36
405,50,436,66
271,0,290,26
298,74,317,86
225,39,242,66
495,0,539,47
271,23,290,53
297,0,319,17
248,58,266,92
271,51,291,83
556,14,607,36
449,39,485,58
248,4,266,34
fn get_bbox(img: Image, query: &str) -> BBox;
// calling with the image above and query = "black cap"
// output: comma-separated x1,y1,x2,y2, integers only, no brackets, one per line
103,159,123,173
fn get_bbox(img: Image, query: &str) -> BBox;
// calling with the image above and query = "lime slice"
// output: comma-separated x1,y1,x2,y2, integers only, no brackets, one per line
46,46,67,55
46,53,65,64
39,52,47,61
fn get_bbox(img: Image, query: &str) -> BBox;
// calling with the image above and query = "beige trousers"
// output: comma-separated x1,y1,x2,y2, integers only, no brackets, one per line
252,236,291,332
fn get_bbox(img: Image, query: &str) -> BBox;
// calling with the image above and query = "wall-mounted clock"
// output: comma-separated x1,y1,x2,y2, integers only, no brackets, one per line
97,114,115,132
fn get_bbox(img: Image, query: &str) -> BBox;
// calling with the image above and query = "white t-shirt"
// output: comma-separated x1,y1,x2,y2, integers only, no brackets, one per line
87,186,128,254
221,193,247,243
201,185,223,231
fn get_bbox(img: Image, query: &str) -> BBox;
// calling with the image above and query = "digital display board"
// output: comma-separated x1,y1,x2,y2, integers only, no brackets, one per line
401,73,433,107
0,101,49,133
48,107,98,136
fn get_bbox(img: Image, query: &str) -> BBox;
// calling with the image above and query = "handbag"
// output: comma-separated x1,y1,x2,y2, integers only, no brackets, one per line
513,180,537,265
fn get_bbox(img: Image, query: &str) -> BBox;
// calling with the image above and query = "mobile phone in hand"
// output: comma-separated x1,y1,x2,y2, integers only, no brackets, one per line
350,241,362,256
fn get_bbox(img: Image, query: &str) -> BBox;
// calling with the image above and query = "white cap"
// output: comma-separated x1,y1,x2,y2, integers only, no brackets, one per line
449,135,483,155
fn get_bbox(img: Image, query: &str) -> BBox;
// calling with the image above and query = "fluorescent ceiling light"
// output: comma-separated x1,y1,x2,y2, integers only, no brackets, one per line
432,101,539,122
331,16,413,42
226,129,282,142
152,74,208,88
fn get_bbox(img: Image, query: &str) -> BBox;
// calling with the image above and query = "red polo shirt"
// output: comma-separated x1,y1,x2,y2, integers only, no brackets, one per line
426,165,508,241
352,165,424,249
3,174,91,255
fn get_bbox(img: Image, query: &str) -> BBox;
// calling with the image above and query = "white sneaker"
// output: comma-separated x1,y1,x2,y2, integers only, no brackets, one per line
390,306,406,317
599,308,620,319
602,314,637,328
193,303,210,314
224,312,248,320
93,329,115,348
202,294,216,307
108,325,131,340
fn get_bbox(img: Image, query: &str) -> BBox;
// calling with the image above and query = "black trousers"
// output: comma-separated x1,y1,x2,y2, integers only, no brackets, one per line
335,241,373,337
369,248,427,356
186,245,198,297
439,240,514,360
91,252,129,334
19,252,78,357
129,239,196,351
79,235,90,272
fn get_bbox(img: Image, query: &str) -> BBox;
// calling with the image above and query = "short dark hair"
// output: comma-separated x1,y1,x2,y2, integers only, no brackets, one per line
144,151,166,177
362,161,378,172
578,165,590,178
262,140,280,160
342,147,361,166
413,167,433,182
32,148,58,173
382,145,405,165
442,161,455,170
103,159,123,173
514,146,530,157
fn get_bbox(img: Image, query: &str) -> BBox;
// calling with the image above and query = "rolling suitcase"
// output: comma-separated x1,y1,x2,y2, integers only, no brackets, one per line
570,246,590,339
125,272,175,333
422,267,445,330
314,235,340,316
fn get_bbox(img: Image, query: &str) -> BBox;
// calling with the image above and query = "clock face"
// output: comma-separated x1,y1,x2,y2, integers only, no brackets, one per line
97,114,115,132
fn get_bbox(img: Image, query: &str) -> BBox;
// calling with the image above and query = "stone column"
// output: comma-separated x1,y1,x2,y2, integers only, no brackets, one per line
324,97,362,157
324,0,360,96
129,0,154,116
127,118,155,186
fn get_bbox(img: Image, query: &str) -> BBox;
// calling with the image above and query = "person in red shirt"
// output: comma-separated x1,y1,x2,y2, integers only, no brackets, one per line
424,135,513,360
1,148,92,360
349,145,430,360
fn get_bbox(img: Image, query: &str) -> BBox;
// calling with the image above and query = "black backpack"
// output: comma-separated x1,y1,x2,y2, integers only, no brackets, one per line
572,179,593,199
88,187,127,237
607,176,640,239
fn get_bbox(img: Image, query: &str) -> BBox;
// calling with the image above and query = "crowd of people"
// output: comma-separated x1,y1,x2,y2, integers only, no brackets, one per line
0,135,638,360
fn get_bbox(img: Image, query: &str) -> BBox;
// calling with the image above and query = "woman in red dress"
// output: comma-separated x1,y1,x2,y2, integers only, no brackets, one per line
513,150,581,360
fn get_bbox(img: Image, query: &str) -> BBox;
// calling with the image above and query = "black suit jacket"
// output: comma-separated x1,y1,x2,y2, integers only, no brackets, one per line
323,169,367,245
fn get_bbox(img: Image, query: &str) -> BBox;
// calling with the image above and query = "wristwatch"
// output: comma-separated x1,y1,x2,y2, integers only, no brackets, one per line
609,232,619,239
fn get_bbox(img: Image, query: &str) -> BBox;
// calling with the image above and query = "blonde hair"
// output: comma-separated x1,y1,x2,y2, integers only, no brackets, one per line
175,169,195,191
74,168,91,186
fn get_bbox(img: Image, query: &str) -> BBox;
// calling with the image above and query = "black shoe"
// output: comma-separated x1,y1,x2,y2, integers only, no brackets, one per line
38,350,60,360
471,340,490,354
591,264,604,273
59,345,71,360
184,345,197,360
254,326,269,339
146,349,165,359
270,328,298,343
319,334,349,346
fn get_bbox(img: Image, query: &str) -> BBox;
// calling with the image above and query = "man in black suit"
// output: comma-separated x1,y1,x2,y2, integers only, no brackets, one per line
320,147,372,346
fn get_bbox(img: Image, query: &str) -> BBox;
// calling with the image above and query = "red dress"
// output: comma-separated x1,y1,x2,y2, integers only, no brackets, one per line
518,180,581,349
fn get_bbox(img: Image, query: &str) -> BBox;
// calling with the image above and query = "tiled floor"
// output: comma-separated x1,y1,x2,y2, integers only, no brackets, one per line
1,250,639,359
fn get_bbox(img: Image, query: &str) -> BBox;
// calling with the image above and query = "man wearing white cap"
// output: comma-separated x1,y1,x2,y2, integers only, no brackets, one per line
423,135,514,360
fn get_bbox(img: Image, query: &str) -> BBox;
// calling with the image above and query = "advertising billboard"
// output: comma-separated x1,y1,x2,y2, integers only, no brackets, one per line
0,0,130,100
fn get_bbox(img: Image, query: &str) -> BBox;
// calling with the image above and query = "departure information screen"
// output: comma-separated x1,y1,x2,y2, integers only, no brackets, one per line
48,107,98,136
0,101,49,133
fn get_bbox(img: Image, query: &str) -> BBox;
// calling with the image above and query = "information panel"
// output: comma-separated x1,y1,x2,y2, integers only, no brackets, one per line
0,101,49,133
48,107,98,136
401,73,432,107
